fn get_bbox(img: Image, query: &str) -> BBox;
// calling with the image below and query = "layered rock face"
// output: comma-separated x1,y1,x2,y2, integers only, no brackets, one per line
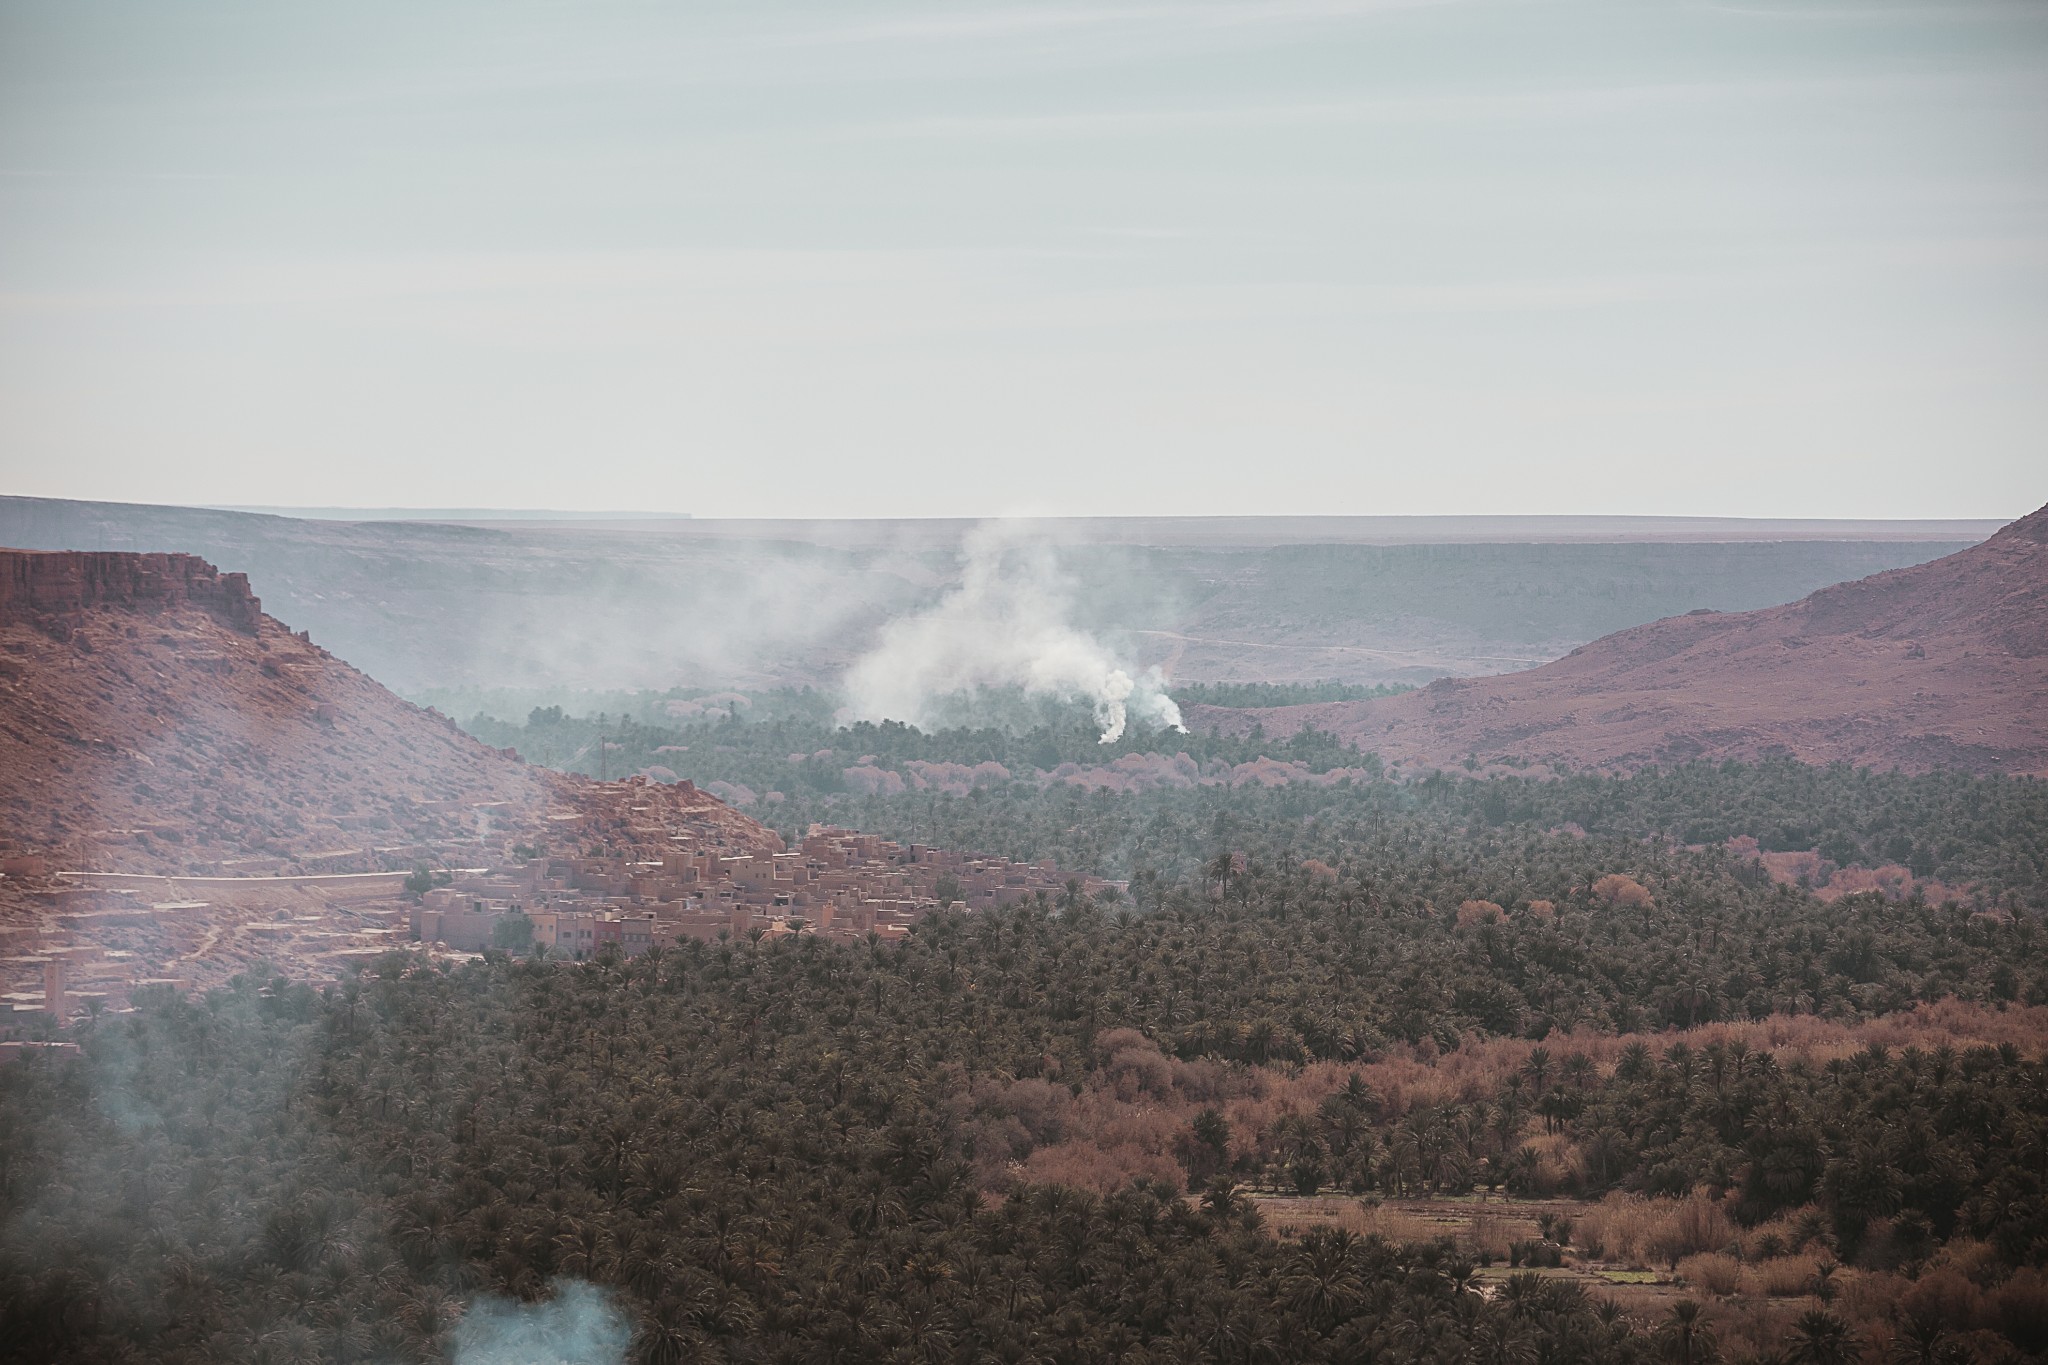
0,551,261,634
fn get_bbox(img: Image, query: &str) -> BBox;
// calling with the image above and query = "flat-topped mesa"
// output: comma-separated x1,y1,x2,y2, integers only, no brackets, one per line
0,549,261,635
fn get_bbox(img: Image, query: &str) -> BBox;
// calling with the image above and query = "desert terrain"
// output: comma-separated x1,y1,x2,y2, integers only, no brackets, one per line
0,495,1995,696
1189,502,2048,777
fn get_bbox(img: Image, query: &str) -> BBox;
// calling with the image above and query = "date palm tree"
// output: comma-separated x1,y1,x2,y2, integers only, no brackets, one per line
1655,1299,1719,1365
1785,1309,1857,1365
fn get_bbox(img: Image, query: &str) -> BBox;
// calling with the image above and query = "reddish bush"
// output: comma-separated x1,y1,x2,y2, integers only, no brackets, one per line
1593,874,1653,910
1456,899,1505,927
1987,1268,2048,1355
1021,1141,1184,1195
1678,1252,1741,1297
997,1078,1072,1144
1099,1029,1175,1100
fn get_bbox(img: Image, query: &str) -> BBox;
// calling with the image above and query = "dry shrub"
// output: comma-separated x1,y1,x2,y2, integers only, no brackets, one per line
1468,1209,1510,1264
1593,873,1653,909
1731,1208,1819,1262
1679,1252,1743,1297
1104,1050,1174,1102
1986,1267,2048,1356
1523,899,1556,923
1755,850,1826,887
965,1114,1034,1179
1093,1027,1152,1059
1711,1299,1806,1362
1096,1029,1176,1101
1746,1254,1822,1298
1317,1040,1570,1120
961,1000,2048,1201
1653,1193,1735,1266
1839,1270,1910,1328
1901,1265,1987,1329
1578,1192,1733,1269
1456,899,1504,927
993,1077,1071,1144
1019,1141,1182,1195
1168,1056,1234,1103
1819,864,1917,902
1222,1094,1292,1168
1074,1097,1180,1155
1347,1203,1441,1246
1576,1195,1651,1266
1301,1000,2040,1130
1926,1237,2005,1289
1523,1131,1580,1194
1264,1197,1358,1239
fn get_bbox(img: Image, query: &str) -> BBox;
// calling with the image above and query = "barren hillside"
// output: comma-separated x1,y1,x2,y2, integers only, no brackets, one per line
0,550,769,876
1188,502,2048,776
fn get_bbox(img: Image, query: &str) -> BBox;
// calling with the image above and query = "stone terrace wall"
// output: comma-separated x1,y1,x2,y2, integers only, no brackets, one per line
0,550,261,634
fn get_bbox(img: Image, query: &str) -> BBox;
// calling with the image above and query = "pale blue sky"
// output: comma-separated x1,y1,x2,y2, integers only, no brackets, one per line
1,1,2043,517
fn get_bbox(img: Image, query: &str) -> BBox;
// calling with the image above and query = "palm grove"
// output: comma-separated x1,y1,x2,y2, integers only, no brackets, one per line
6,760,2048,1362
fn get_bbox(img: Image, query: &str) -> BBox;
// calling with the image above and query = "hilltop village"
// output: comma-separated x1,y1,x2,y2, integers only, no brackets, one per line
1,776,1101,1035
413,822,1096,957
407,776,1105,957
0,551,1100,1038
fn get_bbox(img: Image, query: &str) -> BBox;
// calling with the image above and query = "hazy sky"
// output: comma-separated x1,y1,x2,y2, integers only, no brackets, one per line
1,0,2043,518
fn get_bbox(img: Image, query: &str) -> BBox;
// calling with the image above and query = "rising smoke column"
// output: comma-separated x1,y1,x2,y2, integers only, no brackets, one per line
842,522,1184,743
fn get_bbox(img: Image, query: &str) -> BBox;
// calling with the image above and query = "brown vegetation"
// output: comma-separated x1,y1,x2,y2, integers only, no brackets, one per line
951,996,2048,1360
1581,1192,1735,1269
952,1001,2048,1204
1455,898,1505,927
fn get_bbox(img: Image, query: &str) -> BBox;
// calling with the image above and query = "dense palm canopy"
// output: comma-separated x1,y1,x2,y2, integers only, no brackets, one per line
468,703,2048,911
5,777,2047,1362
1,951,1644,1364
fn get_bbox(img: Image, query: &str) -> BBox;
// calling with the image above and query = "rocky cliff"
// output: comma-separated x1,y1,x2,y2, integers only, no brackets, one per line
0,548,773,875
0,550,262,634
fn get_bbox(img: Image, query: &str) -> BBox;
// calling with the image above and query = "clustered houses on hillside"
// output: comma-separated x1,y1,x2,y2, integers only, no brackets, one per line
0,823,1097,1034
0,777,1100,1026
1,869,409,1035
409,825,1103,959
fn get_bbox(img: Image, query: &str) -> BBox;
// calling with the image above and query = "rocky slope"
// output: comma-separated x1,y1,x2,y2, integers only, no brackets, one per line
0,550,770,876
1187,502,2048,776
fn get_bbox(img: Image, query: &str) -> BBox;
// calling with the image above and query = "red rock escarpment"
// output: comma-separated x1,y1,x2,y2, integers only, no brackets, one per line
0,550,261,634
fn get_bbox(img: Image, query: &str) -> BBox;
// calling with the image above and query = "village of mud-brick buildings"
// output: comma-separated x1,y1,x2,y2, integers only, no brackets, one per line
1,821,1102,1044
412,825,1101,958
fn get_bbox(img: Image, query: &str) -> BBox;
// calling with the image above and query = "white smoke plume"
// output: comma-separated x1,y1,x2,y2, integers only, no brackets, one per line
842,522,1185,743
454,1279,631,1365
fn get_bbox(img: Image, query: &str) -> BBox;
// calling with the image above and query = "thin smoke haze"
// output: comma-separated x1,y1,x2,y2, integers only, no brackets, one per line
841,522,1185,742
453,1279,630,1365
